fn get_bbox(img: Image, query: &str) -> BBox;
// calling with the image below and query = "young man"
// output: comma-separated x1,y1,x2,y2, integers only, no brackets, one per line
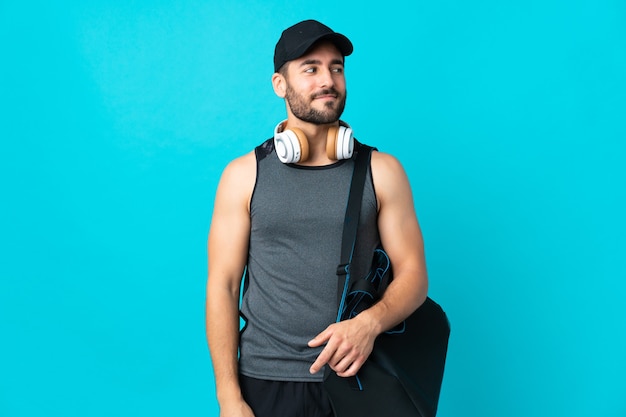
206,20,428,417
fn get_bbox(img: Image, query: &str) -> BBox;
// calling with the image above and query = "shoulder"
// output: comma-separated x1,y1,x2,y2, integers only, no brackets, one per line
215,151,257,208
369,150,409,186
221,151,256,182
220,138,273,182
369,150,413,205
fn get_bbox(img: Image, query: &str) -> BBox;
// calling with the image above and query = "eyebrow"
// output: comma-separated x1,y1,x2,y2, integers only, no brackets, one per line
299,58,344,67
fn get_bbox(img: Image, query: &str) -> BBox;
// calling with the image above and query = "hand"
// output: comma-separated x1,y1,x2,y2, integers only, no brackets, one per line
308,315,378,377
219,398,255,417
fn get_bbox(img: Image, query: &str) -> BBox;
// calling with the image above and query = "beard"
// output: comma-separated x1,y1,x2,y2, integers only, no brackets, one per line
285,84,347,125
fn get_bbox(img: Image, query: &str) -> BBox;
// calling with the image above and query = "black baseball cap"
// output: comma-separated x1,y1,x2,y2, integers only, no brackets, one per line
273,20,353,73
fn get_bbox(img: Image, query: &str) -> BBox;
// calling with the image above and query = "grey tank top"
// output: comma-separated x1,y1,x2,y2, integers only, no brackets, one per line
238,139,380,382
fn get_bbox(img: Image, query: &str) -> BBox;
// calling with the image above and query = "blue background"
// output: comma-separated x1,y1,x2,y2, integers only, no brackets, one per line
1,1,625,416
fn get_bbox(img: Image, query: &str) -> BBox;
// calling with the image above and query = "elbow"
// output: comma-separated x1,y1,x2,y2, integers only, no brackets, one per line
413,271,429,311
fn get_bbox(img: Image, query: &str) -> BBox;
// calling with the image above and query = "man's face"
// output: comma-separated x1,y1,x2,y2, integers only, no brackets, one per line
282,42,347,124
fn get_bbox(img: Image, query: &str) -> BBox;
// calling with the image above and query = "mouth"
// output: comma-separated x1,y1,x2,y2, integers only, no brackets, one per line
312,90,338,100
314,95,337,101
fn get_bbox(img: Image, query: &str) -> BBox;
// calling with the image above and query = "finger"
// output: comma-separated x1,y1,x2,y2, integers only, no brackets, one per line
329,353,356,374
335,357,365,378
309,347,332,374
309,357,325,375
308,326,333,348
309,342,338,374
327,343,355,367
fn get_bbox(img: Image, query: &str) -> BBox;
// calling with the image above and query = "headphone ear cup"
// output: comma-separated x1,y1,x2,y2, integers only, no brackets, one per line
290,127,309,162
274,128,310,163
326,126,354,160
326,126,339,160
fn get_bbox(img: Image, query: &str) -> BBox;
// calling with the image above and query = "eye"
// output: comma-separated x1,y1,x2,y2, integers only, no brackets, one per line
332,67,344,74
304,67,317,73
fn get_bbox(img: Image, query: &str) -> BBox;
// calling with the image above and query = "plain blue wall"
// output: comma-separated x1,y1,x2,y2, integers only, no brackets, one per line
1,1,625,416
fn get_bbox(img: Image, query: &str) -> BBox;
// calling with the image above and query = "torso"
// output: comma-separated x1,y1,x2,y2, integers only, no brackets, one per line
237,138,380,382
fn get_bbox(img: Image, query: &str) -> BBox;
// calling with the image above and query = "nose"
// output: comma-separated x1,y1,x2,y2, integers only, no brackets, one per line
319,68,335,88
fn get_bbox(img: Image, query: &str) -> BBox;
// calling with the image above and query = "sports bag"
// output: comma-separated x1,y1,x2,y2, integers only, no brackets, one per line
323,144,450,417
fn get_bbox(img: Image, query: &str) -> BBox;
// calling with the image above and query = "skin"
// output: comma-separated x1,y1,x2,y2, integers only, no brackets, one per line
205,41,428,417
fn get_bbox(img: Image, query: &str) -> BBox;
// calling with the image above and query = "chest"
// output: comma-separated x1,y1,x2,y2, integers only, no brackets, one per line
250,161,352,239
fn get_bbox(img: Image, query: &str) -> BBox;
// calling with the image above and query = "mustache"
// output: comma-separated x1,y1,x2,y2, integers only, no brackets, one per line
311,88,340,99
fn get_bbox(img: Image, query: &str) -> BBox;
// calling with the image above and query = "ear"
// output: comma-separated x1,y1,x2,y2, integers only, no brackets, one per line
272,72,287,98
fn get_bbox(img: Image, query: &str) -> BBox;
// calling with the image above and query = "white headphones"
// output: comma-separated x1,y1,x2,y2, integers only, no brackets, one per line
273,120,354,164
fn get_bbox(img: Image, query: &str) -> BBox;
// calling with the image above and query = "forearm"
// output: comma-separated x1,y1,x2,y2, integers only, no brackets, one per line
357,268,428,336
206,286,244,405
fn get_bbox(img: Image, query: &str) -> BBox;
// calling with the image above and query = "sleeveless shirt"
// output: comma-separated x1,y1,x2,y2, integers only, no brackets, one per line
238,138,380,382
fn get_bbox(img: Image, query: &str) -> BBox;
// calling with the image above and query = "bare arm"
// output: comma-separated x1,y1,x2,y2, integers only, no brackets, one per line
309,151,428,377
205,152,256,416
359,151,428,329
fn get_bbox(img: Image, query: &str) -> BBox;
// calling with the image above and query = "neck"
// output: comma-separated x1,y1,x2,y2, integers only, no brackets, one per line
283,118,340,165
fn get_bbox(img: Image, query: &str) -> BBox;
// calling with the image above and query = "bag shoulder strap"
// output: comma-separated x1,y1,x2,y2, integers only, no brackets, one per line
335,143,374,320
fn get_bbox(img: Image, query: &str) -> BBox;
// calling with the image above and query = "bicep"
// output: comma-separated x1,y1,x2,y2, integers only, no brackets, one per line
207,155,255,297
372,153,426,278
